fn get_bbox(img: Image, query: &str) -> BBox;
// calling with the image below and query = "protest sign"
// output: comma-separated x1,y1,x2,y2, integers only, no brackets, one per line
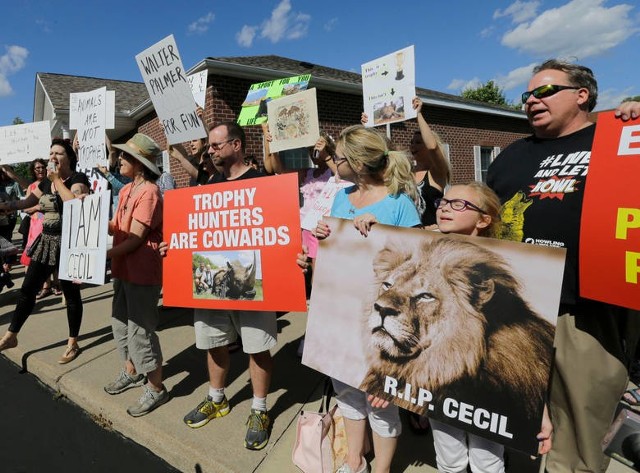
59,191,111,285
267,88,319,153
361,46,417,127
70,87,107,169
70,90,115,130
303,218,565,455
80,167,109,194
136,34,206,144
300,176,351,231
162,173,307,311
0,121,51,165
580,112,640,310
188,70,208,109
237,74,311,126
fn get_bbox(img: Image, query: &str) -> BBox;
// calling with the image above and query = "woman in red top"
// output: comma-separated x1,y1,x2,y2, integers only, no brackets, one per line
103,133,168,417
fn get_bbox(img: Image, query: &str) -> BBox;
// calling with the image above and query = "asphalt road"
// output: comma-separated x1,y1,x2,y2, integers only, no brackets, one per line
0,355,179,473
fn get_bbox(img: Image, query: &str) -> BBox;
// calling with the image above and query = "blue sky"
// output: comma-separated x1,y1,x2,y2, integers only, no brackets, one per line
1,0,638,127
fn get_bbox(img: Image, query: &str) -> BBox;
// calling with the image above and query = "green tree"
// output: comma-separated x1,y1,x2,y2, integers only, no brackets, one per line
461,80,511,107
12,117,24,125
622,95,640,102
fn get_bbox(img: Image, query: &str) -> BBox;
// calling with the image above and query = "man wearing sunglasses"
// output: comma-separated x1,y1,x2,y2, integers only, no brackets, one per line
487,59,639,473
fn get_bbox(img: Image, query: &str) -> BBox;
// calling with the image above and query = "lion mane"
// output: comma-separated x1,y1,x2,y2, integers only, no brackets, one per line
359,237,554,419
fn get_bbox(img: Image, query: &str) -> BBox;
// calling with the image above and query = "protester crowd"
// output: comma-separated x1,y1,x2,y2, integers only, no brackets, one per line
0,58,639,473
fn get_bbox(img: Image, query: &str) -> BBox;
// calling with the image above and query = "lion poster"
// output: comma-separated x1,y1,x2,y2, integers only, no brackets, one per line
302,217,566,455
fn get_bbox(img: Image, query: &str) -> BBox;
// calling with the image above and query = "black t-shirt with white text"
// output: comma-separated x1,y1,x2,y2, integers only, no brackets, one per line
487,125,594,305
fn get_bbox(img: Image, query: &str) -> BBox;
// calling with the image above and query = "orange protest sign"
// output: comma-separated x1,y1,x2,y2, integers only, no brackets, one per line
162,173,307,312
580,112,640,310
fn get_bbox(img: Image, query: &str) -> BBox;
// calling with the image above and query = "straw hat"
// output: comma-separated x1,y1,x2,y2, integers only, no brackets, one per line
112,133,162,176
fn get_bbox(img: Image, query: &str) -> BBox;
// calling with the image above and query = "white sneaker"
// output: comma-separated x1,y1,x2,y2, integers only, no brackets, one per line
336,460,369,473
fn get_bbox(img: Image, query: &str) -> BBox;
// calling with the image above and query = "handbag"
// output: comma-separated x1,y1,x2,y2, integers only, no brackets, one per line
20,213,43,266
292,377,348,473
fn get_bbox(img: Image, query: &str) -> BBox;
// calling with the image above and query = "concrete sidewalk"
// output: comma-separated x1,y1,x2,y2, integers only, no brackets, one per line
0,263,630,473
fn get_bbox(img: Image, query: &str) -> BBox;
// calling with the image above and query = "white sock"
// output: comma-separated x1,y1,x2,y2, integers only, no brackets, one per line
252,396,267,412
209,387,225,403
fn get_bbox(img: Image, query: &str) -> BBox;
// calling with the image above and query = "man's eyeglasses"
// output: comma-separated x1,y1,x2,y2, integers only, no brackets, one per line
435,198,487,214
521,84,579,104
208,139,234,151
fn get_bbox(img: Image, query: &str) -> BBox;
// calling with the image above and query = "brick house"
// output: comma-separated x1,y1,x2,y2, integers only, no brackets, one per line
34,55,532,187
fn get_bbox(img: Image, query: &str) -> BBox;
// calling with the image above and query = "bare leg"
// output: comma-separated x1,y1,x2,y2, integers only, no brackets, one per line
342,417,367,471
208,346,230,389
248,350,272,398
371,432,397,473
146,364,164,392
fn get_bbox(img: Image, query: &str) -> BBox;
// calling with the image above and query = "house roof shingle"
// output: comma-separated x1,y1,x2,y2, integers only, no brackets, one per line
37,72,148,112
204,55,522,116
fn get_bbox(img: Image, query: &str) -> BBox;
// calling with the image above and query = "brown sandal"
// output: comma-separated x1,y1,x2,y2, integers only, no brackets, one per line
0,335,18,352
58,344,81,364
36,287,52,299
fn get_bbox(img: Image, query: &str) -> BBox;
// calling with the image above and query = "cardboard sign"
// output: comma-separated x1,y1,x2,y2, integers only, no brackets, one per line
267,88,320,153
70,90,115,130
300,176,351,231
136,34,206,144
80,167,109,194
188,70,208,109
303,218,566,455
0,121,51,165
237,74,311,126
361,46,417,127
70,87,107,169
59,191,111,285
580,112,640,309
162,173,307,311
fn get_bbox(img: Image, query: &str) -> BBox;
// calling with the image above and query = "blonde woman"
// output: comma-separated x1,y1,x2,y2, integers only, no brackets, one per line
312,125,421,473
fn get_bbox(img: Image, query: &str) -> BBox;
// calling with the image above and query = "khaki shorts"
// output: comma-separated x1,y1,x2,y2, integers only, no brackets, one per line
194,309,277,354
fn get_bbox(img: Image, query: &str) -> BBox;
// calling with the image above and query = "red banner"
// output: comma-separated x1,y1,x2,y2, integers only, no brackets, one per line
162,173,307,312
580,112,640,310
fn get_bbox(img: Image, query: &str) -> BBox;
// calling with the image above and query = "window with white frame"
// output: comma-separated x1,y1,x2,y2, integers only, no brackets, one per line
473,146,500,183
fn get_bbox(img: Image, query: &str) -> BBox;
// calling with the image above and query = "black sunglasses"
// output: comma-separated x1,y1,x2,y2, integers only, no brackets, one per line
521,84,579,104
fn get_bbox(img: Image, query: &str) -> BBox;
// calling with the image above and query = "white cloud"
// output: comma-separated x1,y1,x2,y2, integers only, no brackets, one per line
0,45,28,97
501,0,638,59
187,12,215,35
494,62,537,90
35,19,52,33
595,86,636,111
261,0,293,42
324,18,338,32
494,1,540,23
236,0,311,46
480,26,495,38
260,0,310,43
447,78,482,92
0,76,11,96
237,25,257,47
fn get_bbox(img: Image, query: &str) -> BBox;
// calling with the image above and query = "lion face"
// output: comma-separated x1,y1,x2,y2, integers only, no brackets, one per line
367,239,490,370
368,255,445,361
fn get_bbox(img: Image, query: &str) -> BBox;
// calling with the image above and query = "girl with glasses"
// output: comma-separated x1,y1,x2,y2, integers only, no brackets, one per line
430,182,551,472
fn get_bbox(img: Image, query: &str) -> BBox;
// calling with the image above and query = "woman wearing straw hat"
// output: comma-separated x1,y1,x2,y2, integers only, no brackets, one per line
103,133,168,417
